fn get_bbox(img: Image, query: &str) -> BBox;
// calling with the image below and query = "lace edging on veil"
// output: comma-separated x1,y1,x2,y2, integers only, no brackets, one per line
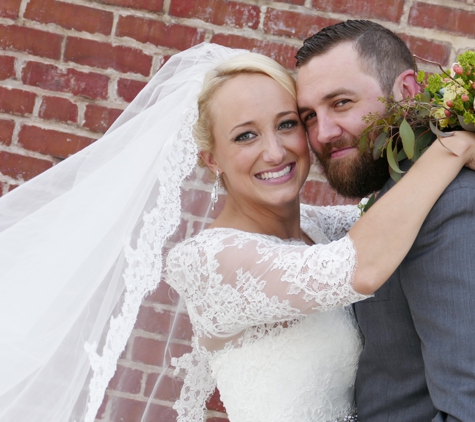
84,104,200,421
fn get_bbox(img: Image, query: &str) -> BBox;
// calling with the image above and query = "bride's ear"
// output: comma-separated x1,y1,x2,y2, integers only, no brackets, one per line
200,151,220,174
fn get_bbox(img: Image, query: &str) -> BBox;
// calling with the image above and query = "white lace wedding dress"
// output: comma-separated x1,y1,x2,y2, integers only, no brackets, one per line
166,204,370,422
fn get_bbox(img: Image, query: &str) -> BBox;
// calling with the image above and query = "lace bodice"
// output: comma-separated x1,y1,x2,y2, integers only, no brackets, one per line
166,204,369,421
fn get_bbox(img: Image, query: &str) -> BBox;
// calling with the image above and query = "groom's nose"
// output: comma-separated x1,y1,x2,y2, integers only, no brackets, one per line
310,115,343,148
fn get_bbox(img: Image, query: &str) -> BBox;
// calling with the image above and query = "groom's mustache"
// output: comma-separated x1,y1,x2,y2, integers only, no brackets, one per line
314,135,359,162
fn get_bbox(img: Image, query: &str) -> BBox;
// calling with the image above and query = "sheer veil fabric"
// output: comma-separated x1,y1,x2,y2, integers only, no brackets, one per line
0,43,244,422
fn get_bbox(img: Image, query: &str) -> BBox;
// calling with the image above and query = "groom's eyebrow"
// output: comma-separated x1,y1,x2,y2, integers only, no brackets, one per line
298,88,358,114
322,88,357,100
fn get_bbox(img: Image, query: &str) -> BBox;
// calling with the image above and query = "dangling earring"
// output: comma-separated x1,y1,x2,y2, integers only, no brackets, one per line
211,170,220,211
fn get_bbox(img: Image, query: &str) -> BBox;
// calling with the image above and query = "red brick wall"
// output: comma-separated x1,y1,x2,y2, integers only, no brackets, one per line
1,1,475,421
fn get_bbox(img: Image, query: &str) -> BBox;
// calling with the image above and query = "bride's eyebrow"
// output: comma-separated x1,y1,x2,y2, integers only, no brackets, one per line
230,121,254,133
277,110,298,117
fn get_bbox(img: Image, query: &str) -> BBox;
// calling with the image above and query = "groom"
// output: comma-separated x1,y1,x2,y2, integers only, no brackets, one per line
295,20,475,421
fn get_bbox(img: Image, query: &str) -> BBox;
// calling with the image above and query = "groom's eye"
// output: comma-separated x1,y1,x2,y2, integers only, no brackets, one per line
302,112,316,123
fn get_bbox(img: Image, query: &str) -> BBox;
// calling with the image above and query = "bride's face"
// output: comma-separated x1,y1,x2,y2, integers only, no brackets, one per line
204,73,310,209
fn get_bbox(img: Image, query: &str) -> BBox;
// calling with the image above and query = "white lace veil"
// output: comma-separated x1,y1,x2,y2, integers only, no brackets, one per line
0,43,245,422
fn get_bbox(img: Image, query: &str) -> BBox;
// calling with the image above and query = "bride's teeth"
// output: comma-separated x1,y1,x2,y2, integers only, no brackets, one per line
257,164,292,180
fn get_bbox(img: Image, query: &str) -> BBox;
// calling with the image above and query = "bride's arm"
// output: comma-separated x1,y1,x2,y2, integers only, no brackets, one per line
349,130,475,295
167,230,368,337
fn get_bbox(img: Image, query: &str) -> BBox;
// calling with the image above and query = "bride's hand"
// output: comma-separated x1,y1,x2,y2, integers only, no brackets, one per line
440,130,475,171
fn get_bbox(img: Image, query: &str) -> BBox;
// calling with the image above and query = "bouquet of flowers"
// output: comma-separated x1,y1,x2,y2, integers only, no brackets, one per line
360,50,475,184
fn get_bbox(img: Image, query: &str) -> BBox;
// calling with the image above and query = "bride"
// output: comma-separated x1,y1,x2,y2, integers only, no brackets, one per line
0,43,474,422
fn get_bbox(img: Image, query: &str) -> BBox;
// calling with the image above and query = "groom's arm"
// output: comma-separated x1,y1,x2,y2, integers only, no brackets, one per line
401,168,475,421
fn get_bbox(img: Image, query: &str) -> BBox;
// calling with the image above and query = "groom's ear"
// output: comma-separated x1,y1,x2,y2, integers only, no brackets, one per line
392,69,421,101
200,151,219,174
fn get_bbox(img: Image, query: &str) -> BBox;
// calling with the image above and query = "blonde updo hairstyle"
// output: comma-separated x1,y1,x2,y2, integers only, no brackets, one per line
194,52,297,169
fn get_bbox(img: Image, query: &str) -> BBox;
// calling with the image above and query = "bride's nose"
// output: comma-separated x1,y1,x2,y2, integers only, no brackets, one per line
262,134,286,163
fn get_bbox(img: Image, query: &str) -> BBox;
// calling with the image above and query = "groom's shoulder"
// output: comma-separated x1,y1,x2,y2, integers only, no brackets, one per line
379,161,475,198
447,166,475,193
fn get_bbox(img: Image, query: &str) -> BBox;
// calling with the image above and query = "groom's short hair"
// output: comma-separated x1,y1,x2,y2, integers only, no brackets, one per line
295,20,416,96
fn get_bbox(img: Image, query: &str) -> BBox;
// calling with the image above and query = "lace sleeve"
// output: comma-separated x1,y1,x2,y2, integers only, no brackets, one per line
301,203,361,241
167,229,369,338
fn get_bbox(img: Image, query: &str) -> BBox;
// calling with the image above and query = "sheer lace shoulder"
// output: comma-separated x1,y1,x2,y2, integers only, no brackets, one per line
166,209,368,421
300,203,361,241
167,228,367,336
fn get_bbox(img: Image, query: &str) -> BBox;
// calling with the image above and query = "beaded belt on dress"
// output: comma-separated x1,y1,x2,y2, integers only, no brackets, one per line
333,411,358,422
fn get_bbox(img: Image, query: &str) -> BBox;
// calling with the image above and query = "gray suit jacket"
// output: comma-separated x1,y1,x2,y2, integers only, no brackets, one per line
354,164,475,421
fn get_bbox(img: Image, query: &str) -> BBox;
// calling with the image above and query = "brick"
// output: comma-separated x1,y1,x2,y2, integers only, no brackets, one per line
0,24,62,60
144,373,183,401
25,0,113,35
135,306,193,341
264,9,340,39
272,0,305,3
300,179,360,206
22,61,109,100
107,365,143,394
0,151,53,180
0,119,15,146
107,397,177,422
0,86,36,116
0,56,15,80
147,281,181,306
1,0,22,18
39,96,78,123
181,187,222,219
399,34,451,68
211,34,299,70
117,78,147,103
192,218,217,236
65,37,153,77
83,104,123,133
117,16,206,51
3,182,20,195
18,125,96,159
131,336,191,366
409,2,475,39
168,218,188,243
206,388,226,412
170,0,260,30
312,0,404,23
96,0,164,13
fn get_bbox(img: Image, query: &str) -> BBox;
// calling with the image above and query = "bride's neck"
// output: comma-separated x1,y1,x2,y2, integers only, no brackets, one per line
210,196,302,240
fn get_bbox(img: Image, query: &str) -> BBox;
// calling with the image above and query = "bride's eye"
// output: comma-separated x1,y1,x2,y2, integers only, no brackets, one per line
234,131,256,142
278,119,298,130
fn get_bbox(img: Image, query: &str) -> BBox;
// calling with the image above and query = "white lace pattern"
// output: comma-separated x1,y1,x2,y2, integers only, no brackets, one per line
167,204,369,421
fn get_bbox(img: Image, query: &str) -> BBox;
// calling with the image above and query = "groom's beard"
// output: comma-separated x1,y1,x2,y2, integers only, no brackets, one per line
314,134,389,199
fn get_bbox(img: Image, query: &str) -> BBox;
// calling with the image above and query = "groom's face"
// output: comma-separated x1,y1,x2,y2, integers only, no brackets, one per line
296,42,389,198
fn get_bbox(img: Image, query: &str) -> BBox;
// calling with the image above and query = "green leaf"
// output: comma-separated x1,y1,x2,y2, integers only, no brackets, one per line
417,70,426,84
359,132,368,155
419,90,432,103
399,118,415,159
389,165,402,182
429,120,454,138
372,132,388,160
397,149,407,161
363,193,376,213
386,138,404,174
412,130,433,161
